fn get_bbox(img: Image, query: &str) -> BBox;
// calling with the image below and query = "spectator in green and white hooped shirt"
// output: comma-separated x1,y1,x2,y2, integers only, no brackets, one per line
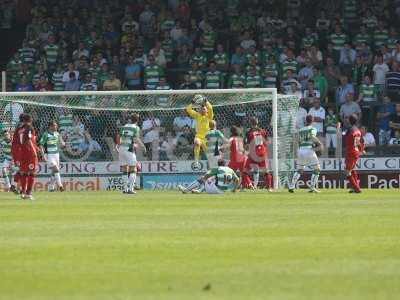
205,120,229,168
39,121,66,192
52,64,65,91
59,109,74,138
245,66,262,88
188,61,204,89
190,47,207,70
19,40,37,65
43,34,59,72
32,63,48,87
329,25,348,62
97,63,111,90
200,22,217,59
144,55,164,90
245,56,261,76
204,61,222,89
1,129,13,191
262,55,279,88
155,78,171,107
373,21,389,50
213,44,229,75
357,75,377,105
324,105,339,156
228,64,246,88
245,45,260,67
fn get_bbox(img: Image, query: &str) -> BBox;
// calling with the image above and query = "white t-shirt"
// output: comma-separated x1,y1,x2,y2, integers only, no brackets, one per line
62,70,80,83
240,39,256,50
389,137,400,145
142,118,161,144
173,116,193,130
308,106,326,133
4,103,24,124
296,107,308,129
373,63,389,84
363,132,376,146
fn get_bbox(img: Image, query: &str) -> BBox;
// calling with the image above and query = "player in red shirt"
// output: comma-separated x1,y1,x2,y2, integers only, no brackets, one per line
11,114,39,199
244,117,273,191
227,126,252,189
344,114,365,193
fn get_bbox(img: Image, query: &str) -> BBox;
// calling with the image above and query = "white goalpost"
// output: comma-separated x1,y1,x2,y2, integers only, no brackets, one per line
0,88,299,190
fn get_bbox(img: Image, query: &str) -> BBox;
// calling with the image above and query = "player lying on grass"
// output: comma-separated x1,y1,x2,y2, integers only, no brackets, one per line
115,113,146,195
39,121,65,192
289,115,323,193
178,159,240,194
343,114,365,193
244,117,273,191
186,94,214,167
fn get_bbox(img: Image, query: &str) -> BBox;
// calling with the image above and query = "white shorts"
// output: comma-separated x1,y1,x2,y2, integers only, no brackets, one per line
47,153,60,168
297,148,320,169
204,178,224,194
2,159,11,169
119,149,137,166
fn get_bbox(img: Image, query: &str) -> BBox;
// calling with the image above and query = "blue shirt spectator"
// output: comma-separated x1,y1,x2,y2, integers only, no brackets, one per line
336,76,354,105
15,76,33,91
64,72,81,91
231,46,246,67
125,56,142,89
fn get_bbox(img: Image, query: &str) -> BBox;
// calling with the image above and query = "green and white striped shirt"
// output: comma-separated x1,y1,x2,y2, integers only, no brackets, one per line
120,123,140,150
43,44,59,64
298,125,317,149
52,71,64,91
19,47,36,64
144,65,163,89
330,33,347,51
245,74,262,88
206,166,239,191
205,71,222,89
360,83,376,102
40,131,61,154
228,74,245,88
0,138,12,161
325,114,338,134
59,114,73,133
206,129,225,155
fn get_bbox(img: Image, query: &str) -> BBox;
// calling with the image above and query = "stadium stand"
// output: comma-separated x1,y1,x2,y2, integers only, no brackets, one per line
1,0,400,156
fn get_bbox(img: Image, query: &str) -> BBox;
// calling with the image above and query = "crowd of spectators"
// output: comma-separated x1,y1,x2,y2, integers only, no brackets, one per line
3,0,400,157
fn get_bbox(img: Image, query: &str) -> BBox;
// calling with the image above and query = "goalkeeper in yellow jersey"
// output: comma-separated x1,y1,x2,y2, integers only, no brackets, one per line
186,94,214,165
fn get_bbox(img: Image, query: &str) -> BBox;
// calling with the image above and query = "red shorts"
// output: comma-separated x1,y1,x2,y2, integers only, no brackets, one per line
228,156,246,172
19,158,38,173
345,155,359,171
245,155,269,171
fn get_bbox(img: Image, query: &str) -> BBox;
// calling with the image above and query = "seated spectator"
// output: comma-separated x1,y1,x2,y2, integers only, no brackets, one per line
336,75,354,106
125,56,142,90
360,126,376,154
15,75,33,91
103,71,121,91
80,73,98,91
64,72,81,91
308,98,325,136
307,44,323,65
180,73,197,89
231,46,246,69
340,92,362,129
72,42,90,61
155,78,171,107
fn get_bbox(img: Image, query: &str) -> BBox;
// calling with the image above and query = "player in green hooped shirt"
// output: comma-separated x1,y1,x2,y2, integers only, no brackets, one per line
178,159,240,194
205,120,229,168
39,121,66,192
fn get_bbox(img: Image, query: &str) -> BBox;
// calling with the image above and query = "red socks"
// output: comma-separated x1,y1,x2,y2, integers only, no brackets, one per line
241,173,253,188
20,175,27,194
347,171,360,192
265,173,273,189
26,175,35,195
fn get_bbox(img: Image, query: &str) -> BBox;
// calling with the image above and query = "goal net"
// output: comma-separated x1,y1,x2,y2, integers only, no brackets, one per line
0,89,299,189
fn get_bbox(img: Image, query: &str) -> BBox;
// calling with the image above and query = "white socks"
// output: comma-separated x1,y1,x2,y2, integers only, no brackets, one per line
290,172,301,189
3,169,11,189
128,172,136,192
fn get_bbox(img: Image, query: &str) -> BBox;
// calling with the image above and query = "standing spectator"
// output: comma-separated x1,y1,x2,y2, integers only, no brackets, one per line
390,104,400,135
142,113,161,160
336,75,354,106
180,74,197,89
298,58,314,90
19,40,37,65
373,55,389,96
15,75,34,91
72,42,90,61
200,22,216,58
303,81,320,107
103,71,121,91
228,65,246,88
35,75,53,91
80,73,98,91
125,56,142,90
312,66,328,102
386,62,400,101
339,43,356,77
173,110,193,139
352,56,370,89
144,55,164,90
262,55,279,88
324,57,341,103
377,96,395,145
139,4,155,36
176,44,191,68
204,61,223,89
97,63,111,90
62,63,79,83
52,64,65,91
360,126,376,154
240,31,256,50
190,47,207,70
155,78,172,107
43,35,59,71
324,105,339,155
296,99,308,129
149,42,167,68
281,49,298,80
245,67,262,88
308,98,326,136
64,72,81,91
330,25,347,62
340,92,362,128
213,44,229,74
358,75,377,104
188,61,203,88
231,46,246,69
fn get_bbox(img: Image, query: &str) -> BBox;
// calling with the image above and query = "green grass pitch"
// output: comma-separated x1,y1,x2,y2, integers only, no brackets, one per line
0,190,399,300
